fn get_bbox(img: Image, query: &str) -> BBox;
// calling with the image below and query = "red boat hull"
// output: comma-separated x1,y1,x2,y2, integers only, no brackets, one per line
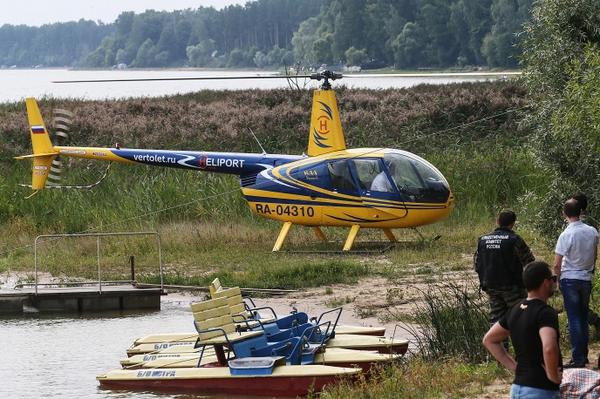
358,342,408,355
99,374,351,397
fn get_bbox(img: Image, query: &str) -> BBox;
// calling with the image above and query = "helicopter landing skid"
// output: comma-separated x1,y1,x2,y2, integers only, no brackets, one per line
280,237,441,255
282,240,397,255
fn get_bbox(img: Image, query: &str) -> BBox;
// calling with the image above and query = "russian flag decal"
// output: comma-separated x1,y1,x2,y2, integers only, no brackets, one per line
31,125,45,134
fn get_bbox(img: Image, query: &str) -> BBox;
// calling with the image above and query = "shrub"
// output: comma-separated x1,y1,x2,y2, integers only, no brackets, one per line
522,0,600,241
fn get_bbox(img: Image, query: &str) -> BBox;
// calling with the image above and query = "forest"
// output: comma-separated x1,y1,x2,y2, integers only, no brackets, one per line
0,0,532,69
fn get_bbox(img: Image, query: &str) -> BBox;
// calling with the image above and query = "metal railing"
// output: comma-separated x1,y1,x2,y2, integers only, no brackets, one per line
33,231,162,295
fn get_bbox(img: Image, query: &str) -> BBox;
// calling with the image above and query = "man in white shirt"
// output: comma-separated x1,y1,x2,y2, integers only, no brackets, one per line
370,162,395,192
554,198,599,368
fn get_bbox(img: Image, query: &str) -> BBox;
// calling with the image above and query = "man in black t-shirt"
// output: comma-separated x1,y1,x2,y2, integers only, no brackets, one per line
483,261,562,399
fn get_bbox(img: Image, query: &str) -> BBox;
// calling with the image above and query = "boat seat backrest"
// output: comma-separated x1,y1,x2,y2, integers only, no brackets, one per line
211,286,250,318
190,297,237,341
190,296,228,313
209,277,222,296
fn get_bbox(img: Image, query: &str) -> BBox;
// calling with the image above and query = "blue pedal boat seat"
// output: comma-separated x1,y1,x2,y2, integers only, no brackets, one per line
263,307,342,345
192,297,306,366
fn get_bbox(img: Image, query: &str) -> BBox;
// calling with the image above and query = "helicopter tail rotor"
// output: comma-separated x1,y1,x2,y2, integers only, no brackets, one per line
46,108,74,186
15,98,111,195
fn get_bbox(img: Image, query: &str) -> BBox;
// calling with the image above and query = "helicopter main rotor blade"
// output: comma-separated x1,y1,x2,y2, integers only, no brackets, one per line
52,70,520,84
53,75,313,83
344,71,521,78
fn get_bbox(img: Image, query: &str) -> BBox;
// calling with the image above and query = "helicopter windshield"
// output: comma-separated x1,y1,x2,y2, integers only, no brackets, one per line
384,153,450,203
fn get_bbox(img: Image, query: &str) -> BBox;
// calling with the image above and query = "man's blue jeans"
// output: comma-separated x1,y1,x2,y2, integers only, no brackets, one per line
560,278,592,365
510,384,558,398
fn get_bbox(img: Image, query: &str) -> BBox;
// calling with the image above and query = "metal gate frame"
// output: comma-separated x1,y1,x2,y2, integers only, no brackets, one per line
33,231,162,295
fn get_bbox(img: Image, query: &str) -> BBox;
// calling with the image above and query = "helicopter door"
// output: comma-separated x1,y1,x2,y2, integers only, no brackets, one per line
349,158,399,200
326,160,359,196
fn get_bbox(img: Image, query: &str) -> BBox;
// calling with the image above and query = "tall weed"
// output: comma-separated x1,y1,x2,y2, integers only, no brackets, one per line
398,282,490,363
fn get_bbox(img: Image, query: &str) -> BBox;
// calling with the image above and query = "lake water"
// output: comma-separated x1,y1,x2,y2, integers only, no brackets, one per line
0,69,504,103
0,300,201,399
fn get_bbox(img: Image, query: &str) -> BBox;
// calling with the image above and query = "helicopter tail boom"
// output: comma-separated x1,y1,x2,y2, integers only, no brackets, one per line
47,147,278,176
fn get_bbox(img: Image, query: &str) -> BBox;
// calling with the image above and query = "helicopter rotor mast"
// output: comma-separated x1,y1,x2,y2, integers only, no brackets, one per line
309,70,343,90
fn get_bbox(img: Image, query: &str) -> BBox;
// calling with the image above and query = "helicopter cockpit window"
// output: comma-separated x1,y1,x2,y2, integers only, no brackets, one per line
327,160,357,194
351,159,394,193
384,153,450,203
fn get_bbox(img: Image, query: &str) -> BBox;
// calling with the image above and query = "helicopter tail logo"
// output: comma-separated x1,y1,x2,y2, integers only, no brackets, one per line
307,90,346,156
15,98,59,191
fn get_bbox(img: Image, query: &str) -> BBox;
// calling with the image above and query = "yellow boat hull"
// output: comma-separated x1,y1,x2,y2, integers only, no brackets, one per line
122,347,400,373
132,324,386,346
127,335,408,356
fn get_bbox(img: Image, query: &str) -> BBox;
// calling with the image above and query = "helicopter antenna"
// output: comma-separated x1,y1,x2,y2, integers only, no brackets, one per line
284,65,298,91
248,128,267,155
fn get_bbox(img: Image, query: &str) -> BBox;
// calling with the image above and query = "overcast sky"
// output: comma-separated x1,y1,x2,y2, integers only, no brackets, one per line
0,0,248,26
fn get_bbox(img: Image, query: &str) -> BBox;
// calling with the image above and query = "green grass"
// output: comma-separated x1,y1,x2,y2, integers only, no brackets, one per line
325,295,356,308
317,358,508,399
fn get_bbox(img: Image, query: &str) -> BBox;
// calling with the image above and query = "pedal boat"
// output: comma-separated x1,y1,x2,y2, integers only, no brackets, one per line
127,334,408,357
99,360,359,397
122,347,400,373
101,297,361,396
128,287,403,357
132,323,385,346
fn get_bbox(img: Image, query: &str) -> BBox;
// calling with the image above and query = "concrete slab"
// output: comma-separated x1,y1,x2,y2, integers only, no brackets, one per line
0,296,25,314
122,294,161,310
80,296,120,311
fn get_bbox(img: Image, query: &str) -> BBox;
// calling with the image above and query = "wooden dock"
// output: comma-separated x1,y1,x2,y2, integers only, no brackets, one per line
0,285,163,314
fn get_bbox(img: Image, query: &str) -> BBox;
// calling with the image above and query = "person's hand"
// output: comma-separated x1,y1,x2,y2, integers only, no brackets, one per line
551,369,563,385
542,364,562,384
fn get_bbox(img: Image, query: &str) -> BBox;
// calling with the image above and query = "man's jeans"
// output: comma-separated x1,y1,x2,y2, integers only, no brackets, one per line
561,278,592,365
510,384,558,399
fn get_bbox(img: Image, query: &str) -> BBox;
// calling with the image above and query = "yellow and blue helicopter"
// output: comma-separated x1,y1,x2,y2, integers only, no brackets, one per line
18,71,454,251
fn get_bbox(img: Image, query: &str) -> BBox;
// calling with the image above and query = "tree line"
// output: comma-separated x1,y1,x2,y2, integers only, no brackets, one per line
0,20,112,67
0,0,532,69
294,0,532,68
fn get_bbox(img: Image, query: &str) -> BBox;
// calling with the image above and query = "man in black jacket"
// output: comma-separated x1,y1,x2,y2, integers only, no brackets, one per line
475,210,535,324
